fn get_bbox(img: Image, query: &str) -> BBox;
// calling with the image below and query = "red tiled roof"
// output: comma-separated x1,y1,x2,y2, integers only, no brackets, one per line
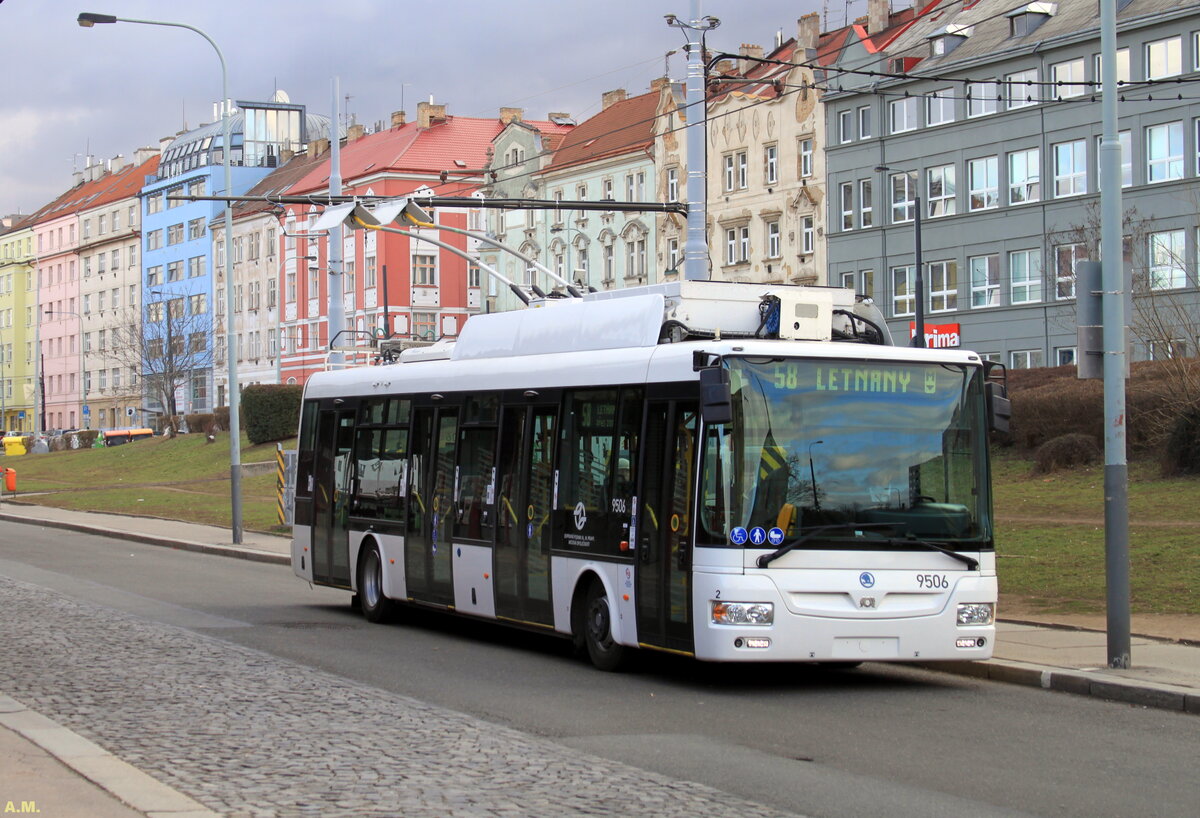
233,151,329,219
543,90,660,174
24,154,160,227
289,116,572,194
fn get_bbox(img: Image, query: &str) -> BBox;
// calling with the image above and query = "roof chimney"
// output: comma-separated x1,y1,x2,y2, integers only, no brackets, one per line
347,123,366,142
417,100,447,128
650,76,670,92
601,88,627,110
159,135,173,154
738,44,763,75
391,110,407,128
798,13,820,51
499,107,523,125
868,0,890,34
133,146,159,165
110,154,129,173
311,137,330,157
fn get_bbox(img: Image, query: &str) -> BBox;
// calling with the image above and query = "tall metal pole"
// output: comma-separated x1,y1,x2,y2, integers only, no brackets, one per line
670,1,718,281
327,78,346,366
911,192,925,347
78,12,243,543
1099,0,1130,668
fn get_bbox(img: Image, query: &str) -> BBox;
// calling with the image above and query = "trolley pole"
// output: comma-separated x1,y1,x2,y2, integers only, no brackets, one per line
327,78,346,367
1099,0,1131,668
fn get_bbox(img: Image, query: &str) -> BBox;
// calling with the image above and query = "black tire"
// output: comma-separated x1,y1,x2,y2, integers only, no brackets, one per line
582,580,628,672
817,661,863,670
357,542,394,623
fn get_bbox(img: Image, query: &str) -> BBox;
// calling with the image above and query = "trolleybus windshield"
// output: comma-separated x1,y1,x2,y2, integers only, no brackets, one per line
700,357,991,550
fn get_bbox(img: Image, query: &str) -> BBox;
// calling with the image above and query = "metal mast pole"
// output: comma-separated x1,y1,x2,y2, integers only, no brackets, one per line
671,1,718,281
1099,0,1130,668
327,78,346,367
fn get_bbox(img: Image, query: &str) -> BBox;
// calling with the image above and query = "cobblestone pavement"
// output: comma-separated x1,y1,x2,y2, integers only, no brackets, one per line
0,575,802,818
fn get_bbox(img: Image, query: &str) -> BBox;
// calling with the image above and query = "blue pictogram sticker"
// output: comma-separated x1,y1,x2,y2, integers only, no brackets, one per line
527,522,534,538
730,527,749,545
767,527,785,546
749,527,767,546
859,571,876,588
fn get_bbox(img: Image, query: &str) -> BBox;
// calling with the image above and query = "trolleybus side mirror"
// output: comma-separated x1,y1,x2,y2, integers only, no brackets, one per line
699,367,733,425
982,360,1011,435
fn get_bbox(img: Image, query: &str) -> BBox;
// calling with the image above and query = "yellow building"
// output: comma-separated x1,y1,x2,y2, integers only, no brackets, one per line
0,219,37,433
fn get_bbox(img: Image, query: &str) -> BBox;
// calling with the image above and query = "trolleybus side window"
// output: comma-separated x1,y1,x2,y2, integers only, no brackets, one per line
296,400,319,499
456,393,499,541
351,398,411,521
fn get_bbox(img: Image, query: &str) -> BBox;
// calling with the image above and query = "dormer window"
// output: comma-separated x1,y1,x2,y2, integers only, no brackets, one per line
928,24,972,57
1008,3,1056,38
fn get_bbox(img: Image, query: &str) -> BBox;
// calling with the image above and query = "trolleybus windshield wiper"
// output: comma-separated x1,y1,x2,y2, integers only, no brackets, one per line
885,536,980,570
756,523,896,568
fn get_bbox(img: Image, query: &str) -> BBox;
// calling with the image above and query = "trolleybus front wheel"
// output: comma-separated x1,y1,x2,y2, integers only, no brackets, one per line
582,580,628,672
358,542,394,624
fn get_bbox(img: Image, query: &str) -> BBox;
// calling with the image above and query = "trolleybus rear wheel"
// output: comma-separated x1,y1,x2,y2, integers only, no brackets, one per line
583,580,628,671
358,542,393,623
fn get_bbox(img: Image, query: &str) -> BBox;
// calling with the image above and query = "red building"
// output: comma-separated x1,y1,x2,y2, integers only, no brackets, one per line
278,101,572,384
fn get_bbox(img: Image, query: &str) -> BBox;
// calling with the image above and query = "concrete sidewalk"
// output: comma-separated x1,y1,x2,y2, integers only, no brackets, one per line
0,500,1195,816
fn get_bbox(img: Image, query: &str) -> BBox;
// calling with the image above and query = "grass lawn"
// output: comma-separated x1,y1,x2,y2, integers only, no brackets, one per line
6,438,1198,615
991,450,1200,616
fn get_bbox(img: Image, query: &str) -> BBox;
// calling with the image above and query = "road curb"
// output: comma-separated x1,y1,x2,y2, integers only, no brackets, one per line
0,512,290,566
918,657,1200,715
0,693,219,817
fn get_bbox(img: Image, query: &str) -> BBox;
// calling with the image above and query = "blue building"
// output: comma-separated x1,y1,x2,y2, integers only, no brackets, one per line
139,95,329,417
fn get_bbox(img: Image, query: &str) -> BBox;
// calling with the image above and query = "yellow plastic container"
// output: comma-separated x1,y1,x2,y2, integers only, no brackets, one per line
2,436,27,456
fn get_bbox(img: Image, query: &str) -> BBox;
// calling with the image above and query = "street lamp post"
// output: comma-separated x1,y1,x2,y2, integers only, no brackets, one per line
44,309,87,430
79,11,242,543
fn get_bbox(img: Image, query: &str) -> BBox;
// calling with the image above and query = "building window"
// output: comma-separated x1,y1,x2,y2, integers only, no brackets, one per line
765,145,778,185
840,182,854,231
891,265,915,317
853,180,871,228
188,256,204,278
1053,139,1087,197
1148,229,1185,289
1050,58,1086,99
860,269,875,298
857,105,872,139
767,220,781,258
167,223,184,245
666,167,679,202
1146,122,1184,183
926,90,955,126
890,172,916,223
737,151,748,189
840,271,855,290
1054,243,1086,300
1096,131,1133,188
968,156,998,210
799,138,814,178
725,229,737,265
1094,48,1131,87
1011,349,1045,369
1010,249,1043,304
801,217,814,255
413,254,437,286
927,165,956,217
969,255,1000,308
723,155,735,192
1008,148,1041,204
167,261,182,282
839,109,853,143
1006,68,1039,109
146,193,162,215
189,293,208,315
146,230,162,251
666,239,679,271
738,227,749,262
967,81,999,117
889,98,917,133
1146,36,1182,79
928,261,958,313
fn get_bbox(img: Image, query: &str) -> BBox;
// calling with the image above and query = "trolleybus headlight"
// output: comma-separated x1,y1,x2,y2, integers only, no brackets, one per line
956,603,994,626
711,601,774,625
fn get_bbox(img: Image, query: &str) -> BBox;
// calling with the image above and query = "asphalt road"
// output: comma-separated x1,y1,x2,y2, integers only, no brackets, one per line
1,523,1195,818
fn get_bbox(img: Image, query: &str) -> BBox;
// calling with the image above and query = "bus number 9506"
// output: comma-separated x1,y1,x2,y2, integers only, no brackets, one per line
916,573,949,589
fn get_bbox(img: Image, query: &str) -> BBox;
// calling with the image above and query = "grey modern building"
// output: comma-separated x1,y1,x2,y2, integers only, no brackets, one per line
823,0,1200,367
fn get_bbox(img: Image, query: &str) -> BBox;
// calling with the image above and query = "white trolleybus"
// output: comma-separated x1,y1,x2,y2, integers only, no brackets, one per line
292,281,1010,670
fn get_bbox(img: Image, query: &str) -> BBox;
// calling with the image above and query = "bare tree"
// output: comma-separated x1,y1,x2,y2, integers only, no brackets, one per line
108,288,216,434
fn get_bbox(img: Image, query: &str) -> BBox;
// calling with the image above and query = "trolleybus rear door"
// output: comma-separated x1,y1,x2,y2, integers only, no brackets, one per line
494,405,556,626
311,407,355,587
636,400,698,653
405,406,457,606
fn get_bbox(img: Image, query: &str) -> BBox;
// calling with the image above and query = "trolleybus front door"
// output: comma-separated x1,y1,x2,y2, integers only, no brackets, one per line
636,400,697,653
311,408,355,587
405,406,457,606
494,405,556,626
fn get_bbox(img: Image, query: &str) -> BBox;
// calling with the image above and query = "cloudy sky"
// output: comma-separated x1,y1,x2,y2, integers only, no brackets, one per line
0,0,855,217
